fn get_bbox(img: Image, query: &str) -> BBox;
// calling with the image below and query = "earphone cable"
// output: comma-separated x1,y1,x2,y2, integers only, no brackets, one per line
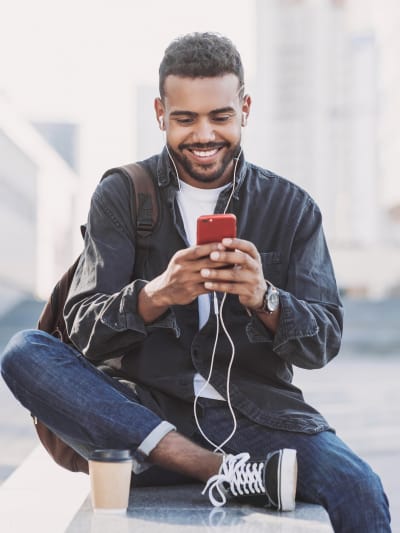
165,144,181,191
192,150,242,453
166,142,242,454
193,292,224,451
222,148,241,214
213,292,237,452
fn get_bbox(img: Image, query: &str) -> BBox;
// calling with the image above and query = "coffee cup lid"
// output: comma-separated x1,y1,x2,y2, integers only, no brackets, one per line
89,449,132,462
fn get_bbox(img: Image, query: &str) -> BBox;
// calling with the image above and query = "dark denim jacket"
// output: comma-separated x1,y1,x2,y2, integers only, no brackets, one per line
64,148,343,436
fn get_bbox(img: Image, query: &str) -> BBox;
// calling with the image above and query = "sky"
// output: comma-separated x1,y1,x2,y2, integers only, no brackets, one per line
0,0,256,119
1,0,400,214
0,0,256,216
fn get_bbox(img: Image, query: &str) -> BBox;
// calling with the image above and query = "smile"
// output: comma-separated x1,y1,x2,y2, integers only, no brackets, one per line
191,149,219,158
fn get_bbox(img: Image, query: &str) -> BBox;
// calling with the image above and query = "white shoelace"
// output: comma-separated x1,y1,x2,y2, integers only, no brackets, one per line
202,452,266,507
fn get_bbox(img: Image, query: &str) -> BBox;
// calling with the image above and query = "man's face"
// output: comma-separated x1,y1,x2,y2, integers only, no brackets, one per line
155,74,251,188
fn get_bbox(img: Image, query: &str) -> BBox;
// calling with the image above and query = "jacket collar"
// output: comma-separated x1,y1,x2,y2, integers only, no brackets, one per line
156,146,247,198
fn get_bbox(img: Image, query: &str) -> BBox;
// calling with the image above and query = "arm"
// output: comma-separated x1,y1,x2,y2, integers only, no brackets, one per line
199,201,343,370
137,244,228,323
64,173,227,360
64,174,158,360
272,200,343,369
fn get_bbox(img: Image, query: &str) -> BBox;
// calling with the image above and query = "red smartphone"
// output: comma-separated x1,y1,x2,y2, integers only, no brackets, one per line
196,214,237,245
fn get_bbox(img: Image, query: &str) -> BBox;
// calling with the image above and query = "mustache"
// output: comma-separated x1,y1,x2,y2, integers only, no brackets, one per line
179,141,228,151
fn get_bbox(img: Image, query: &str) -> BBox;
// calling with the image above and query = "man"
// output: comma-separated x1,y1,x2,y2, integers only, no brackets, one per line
1,33,390,531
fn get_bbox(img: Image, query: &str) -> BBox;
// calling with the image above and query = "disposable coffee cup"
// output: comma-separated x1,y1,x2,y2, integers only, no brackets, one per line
88,449,133,514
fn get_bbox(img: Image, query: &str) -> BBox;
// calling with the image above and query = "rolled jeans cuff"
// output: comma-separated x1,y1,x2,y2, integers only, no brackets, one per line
132,421,176,474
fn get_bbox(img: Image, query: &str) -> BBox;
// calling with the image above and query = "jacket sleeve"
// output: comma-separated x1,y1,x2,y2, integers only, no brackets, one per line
64,173,178,361
251,198,343,369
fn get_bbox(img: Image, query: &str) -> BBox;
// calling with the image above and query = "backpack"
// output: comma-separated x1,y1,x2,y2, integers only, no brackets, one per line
34,162,157,473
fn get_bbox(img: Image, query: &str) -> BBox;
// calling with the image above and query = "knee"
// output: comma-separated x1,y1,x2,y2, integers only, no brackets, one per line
334,458,386,504
351,465,387,502
330,462,390,531
1,329,50,380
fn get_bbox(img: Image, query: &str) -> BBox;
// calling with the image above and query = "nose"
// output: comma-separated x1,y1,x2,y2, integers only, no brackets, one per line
192,118,216,144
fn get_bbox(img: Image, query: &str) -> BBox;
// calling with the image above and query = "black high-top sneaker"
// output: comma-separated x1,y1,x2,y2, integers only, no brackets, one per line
202,449,297,511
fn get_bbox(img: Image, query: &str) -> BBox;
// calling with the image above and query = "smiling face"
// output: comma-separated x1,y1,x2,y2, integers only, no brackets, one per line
155,74,251,188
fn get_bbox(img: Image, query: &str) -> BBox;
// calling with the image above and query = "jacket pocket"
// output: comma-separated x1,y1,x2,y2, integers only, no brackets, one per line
260,251,283,287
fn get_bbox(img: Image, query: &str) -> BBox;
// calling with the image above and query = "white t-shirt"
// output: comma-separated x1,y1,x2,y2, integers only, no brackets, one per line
177,180,227,401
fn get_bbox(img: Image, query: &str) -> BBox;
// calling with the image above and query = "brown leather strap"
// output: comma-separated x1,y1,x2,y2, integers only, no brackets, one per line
102,162,158,236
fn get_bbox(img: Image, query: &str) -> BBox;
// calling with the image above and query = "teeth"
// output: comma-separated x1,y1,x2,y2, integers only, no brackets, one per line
192,149,218,158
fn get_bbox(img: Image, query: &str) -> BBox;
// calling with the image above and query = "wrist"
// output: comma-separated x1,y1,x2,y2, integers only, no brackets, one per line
138,280,170,323
252,281,280,315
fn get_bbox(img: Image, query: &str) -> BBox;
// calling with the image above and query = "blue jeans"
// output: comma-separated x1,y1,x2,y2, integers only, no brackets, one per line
196,399,391,532
1,330,175,472
1,330,391,532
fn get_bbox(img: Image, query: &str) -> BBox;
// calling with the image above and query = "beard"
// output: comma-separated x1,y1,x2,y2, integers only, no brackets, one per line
167,141,241,184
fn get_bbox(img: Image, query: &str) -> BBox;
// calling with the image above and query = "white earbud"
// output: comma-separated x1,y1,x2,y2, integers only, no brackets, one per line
242,113,247,127
159,117,165,130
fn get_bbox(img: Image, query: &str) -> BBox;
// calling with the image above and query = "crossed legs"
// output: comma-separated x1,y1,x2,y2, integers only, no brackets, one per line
1,330,391,531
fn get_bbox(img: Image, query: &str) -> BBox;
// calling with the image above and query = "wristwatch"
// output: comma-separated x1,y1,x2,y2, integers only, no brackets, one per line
255,282,280,314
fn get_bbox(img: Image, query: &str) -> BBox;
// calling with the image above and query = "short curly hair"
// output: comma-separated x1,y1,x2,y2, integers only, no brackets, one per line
159,32,244,98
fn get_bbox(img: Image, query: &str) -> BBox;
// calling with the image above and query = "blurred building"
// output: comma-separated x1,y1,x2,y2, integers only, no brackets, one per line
32,121,79,172
246,0,400,297
136,85,163,160
360,0,400,211
0,95,78,312
247,0,377,245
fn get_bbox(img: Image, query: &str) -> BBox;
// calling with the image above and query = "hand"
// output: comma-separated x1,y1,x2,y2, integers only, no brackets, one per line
138,243,229,322
199,238,267,310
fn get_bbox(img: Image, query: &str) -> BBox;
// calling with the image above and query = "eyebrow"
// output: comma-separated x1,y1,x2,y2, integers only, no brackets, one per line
169,106,236,117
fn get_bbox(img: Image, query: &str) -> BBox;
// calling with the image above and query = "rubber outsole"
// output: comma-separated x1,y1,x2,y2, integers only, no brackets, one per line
278,448,298,511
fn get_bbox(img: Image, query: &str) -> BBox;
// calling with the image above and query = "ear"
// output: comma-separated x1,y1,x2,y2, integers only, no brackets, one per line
154,97,166,130
241,94,251,127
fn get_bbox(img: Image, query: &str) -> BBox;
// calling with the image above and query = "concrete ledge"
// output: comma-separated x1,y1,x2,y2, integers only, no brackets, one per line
0,446,89,533
0,445,332,532
68,484,333,533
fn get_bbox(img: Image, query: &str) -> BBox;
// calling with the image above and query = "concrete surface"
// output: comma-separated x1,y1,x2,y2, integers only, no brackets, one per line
68,485,332,533
0,445,331,533
0,446,89,533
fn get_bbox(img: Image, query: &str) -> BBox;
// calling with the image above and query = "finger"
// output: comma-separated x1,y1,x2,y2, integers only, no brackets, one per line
177,242,226,262
209,249,259,270
200,265,253,283
182,257,231,273
192,242,227,259
221,238,259,259
182,243,232,268
203,280,249,295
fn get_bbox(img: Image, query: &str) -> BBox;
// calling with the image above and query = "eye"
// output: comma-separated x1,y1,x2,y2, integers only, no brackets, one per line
212,115,233,123
175,117,195,125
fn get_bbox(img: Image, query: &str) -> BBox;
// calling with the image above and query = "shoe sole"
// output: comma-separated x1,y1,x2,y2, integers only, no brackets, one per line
278,448,297,511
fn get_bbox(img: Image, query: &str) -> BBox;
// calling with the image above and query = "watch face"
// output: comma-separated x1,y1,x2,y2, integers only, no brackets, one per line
267,288,280,312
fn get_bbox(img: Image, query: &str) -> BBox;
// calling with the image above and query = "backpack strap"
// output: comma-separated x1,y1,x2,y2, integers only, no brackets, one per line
38,162,157,340
102,162,158,237
34,162,158,474
37,255,81,341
